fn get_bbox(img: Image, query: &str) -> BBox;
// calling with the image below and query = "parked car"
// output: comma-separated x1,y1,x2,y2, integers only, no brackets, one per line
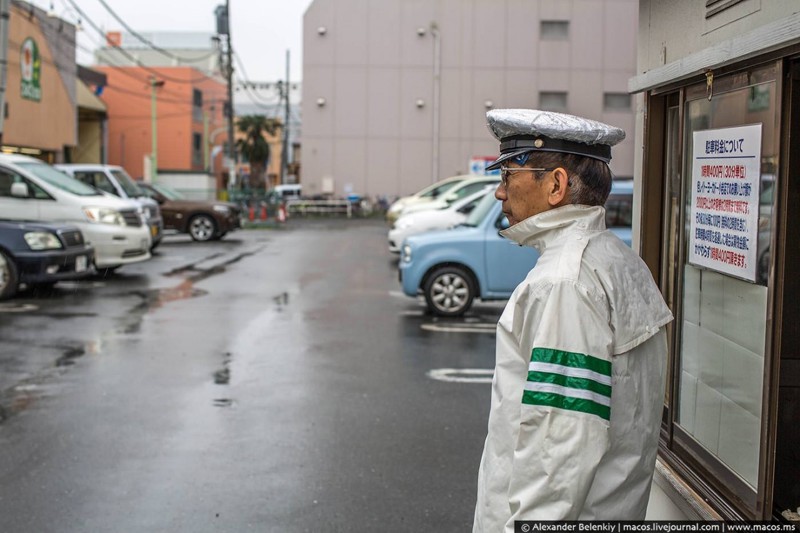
0,219,95,300
396,174,502,218
385,174,473,225
0,154,151,271
55,164,164,250
388,187,493,253
398,180,634,316
138,182,242,242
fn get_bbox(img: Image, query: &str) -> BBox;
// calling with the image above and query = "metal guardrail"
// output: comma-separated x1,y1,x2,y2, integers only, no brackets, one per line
286,199,353,218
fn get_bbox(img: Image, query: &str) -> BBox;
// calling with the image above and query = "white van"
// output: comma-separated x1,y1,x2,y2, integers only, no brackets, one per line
272,184,302,201
0,154,152,270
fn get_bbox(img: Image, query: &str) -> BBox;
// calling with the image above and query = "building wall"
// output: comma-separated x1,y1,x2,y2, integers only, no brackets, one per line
95,66,227,183
3,2,77,158
637,0,800,76
301,0,638,198
75,120,103,163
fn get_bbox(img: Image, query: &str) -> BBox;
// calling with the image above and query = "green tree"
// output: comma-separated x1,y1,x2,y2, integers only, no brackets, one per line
235,115,282,190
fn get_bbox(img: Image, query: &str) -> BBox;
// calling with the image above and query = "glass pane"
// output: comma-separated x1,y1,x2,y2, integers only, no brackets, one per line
677,80,777,488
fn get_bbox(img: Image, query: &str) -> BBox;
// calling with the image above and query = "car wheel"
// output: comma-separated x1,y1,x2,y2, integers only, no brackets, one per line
423,265,475,317
0,249,19,300
189,214,217,242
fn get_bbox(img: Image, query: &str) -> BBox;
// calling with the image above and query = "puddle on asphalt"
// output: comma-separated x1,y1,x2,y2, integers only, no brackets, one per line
213,398,235,408
213,352,232,385
56,346,86,367
0,302,39,313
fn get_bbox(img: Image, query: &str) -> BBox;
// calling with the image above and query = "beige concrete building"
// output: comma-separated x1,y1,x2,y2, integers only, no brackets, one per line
301,0,639,198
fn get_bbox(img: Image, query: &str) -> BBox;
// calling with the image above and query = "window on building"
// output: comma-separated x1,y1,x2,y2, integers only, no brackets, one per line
540,20,569,40
653,62,782,518
193,89,203,108
539,91,568,112
192,133,203,166
604,92,632,111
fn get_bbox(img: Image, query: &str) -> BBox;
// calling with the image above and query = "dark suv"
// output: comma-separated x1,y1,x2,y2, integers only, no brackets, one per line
138,183,242,242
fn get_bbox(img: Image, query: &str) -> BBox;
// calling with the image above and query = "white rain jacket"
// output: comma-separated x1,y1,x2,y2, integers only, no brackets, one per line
473,204,673,531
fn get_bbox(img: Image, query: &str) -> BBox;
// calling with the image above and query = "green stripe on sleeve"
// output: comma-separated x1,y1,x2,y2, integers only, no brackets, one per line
527,371,612,398
531,347,611,377
522,390,611,421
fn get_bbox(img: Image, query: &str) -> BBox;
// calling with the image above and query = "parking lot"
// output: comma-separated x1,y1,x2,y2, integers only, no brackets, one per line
0,219,503,532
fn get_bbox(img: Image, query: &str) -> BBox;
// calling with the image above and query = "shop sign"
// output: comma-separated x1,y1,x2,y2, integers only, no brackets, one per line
20,37,41,102
689,124,761,282
469,156,500,176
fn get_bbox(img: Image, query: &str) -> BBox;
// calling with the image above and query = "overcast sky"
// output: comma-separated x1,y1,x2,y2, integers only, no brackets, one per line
32,0,314,82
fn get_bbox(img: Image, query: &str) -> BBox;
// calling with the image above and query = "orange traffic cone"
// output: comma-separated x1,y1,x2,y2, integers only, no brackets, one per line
248,205,255,221
260,204,267,221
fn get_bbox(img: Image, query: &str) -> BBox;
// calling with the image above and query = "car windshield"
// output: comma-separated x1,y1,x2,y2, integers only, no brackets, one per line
17,162,101,196
420,180,461,199
462,190,498,227
111,169,146,197
150,183,185,200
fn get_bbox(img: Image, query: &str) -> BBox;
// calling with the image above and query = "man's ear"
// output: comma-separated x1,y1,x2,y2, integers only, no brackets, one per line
547,167,570,206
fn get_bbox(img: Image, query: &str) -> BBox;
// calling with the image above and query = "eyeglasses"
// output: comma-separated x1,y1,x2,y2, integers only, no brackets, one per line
499,166,554,188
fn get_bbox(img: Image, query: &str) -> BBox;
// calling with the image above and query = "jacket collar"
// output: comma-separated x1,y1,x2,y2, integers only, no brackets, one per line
499,204,606,250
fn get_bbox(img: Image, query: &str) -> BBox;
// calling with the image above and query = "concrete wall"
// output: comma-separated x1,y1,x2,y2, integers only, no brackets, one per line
637,0,800,76
302,0,638,198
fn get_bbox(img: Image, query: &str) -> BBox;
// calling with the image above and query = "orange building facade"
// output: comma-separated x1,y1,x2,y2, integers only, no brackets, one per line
95,66,228,188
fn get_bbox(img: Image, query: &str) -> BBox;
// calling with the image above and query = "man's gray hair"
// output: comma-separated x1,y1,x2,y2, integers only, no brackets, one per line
528,152,613,206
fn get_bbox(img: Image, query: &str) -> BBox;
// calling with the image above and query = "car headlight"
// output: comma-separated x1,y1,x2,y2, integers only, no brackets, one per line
83,206,125,226
213,205,231,213
402,244,413,263
24,231,63,250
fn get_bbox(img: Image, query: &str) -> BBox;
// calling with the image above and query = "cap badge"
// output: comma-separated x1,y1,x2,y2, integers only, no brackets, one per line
534,138,544,148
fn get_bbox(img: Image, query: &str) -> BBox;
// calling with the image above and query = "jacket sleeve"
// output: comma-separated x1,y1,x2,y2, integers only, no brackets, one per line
505,278,614,525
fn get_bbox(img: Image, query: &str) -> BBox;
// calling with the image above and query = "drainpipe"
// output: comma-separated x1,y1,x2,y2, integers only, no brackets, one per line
430,21,441,184
0,0,10,146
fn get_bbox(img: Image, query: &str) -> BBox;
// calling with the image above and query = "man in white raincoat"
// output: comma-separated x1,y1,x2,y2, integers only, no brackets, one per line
473,109,673,531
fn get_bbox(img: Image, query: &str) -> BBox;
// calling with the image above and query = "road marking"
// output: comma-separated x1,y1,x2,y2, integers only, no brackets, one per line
0,303,38,313
421,323,496,333
428,368,494,384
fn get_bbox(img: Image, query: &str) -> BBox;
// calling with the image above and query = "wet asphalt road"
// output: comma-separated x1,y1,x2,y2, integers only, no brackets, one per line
0,218,505,533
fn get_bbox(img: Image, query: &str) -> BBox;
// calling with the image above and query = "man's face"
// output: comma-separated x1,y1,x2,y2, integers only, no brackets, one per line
494,162,555,226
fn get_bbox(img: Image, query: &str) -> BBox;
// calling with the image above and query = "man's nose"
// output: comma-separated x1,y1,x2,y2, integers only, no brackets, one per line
495,184,506,200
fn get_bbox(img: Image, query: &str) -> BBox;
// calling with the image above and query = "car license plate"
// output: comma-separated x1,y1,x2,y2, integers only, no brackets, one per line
75,255,87,272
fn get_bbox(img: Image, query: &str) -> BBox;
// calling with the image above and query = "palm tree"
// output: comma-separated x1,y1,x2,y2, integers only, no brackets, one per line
235,115,282,190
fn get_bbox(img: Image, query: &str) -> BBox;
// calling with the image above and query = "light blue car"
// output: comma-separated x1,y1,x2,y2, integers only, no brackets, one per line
398,179,633,316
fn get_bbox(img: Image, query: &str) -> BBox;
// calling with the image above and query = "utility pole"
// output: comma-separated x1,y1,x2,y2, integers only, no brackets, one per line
280,49,290,185
150,77,164,182
215,2,235,189
0,0,10,147
224,0,235,189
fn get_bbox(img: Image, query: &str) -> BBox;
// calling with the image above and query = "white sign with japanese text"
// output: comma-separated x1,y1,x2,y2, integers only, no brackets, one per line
689,124,762,282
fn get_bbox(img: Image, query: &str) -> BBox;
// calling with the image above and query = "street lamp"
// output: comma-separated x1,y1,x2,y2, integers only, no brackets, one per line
150,77,165,182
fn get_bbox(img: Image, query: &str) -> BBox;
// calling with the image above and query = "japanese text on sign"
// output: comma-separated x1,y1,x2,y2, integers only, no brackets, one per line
689,124,761,282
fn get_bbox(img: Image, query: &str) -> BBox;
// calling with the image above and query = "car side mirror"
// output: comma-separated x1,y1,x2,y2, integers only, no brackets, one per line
10,182,29,198
499,216,510,230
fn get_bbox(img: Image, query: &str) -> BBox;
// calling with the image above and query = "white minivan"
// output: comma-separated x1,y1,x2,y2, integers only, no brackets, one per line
0,154,152,270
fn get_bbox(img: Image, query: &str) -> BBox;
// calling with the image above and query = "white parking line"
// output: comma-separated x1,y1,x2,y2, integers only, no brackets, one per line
428,368,494,384
421,323,496,334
